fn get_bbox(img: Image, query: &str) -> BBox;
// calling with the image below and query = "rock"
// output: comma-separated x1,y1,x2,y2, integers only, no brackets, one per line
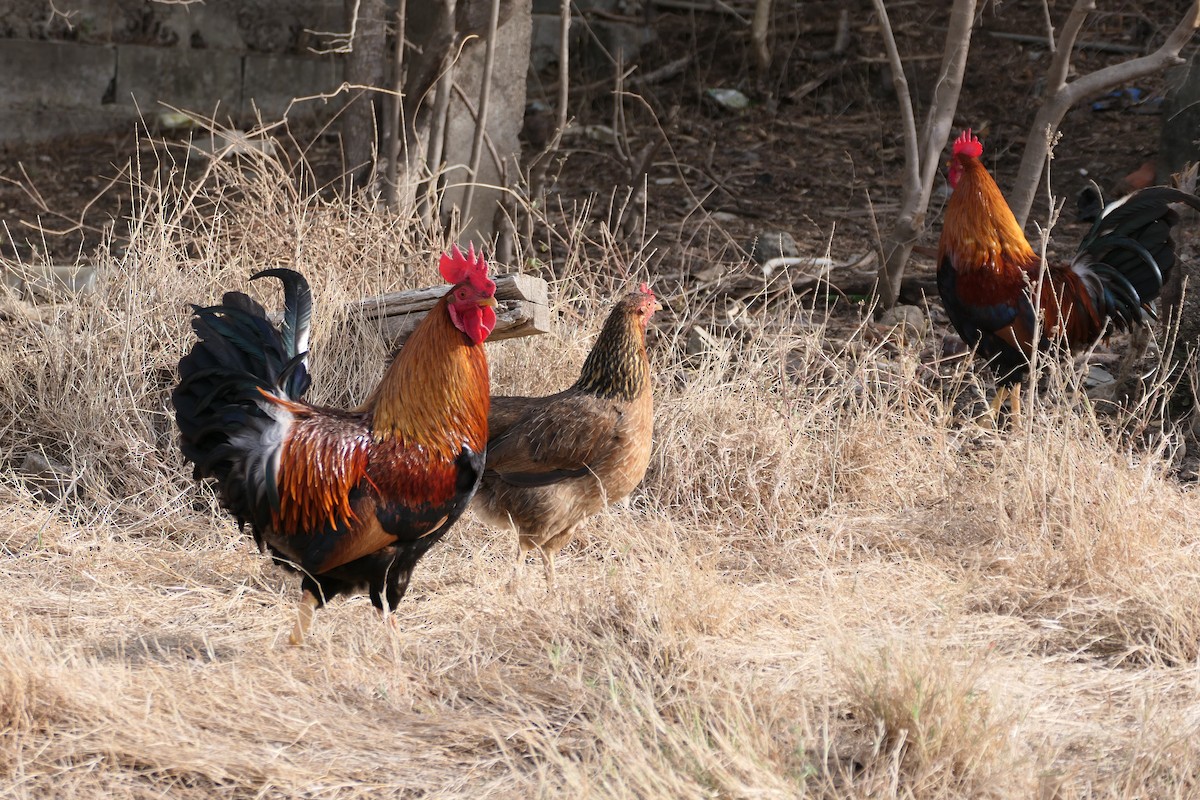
3,265,97,301
189,130,277,160
704,87,750,113
1085,365,1115,389
749,231,799,265
21,451,77,503
878,304,927,340
686,326,722,357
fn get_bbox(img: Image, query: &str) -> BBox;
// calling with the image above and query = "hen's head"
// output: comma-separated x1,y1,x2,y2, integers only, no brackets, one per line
624,283,661,332
441,244,497,345
948,129,983,190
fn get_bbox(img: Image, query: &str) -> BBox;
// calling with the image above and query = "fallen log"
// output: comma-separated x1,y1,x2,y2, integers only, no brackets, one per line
352,273,552,348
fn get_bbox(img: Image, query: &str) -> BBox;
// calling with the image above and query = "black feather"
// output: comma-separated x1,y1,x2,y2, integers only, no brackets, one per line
251,268,312,362
1074,186,1200,321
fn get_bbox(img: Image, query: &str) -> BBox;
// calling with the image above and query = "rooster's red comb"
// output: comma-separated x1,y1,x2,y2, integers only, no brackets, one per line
439,244,492,291
953,129,983,159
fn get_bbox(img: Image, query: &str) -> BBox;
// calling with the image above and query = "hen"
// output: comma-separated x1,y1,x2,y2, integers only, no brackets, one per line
938,129,1199,417
172,247,496,643
472,285,659,588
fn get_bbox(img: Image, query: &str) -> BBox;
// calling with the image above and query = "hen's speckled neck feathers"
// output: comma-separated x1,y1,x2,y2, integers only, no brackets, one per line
573,293,652,403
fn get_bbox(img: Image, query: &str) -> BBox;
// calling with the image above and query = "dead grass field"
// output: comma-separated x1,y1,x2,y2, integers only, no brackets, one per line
2,141,1200,800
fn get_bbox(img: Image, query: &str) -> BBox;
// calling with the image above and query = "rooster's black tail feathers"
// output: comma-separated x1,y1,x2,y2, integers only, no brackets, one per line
1075,186,1200,329
172,269,312,515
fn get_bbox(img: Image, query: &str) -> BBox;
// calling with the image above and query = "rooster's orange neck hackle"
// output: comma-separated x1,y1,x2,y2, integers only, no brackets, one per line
940,129,1038,281
367,246,493,458
367,294,490,455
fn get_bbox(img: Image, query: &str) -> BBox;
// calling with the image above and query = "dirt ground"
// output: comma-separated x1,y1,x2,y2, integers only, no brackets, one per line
0,1,1175,270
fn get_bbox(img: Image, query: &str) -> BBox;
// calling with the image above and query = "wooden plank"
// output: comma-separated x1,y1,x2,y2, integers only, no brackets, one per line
355,273,552,348
353,273,547,316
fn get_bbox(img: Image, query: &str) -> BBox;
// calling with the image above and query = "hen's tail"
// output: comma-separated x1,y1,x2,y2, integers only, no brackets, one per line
171,269,312,524
1073,186,1200,330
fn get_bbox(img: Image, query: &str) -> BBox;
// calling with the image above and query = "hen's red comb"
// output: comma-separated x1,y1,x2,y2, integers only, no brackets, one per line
439,244,490,288
953,129,983,159
638,281,653,296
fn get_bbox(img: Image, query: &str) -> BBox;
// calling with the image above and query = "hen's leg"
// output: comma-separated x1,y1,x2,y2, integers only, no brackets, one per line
289,588,320,646
539,548,556,589
507,536,530,594
1009,382,1021,422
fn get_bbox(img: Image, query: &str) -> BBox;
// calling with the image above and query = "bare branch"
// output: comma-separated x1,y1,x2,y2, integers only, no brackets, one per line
1041,0,1056,53
870,0,920,196
752,0,773,73
1010,3,1200,227
385,0,408,212
916,0,976,205
307,0,361,54
557,0,570,135
1043,0,1094,97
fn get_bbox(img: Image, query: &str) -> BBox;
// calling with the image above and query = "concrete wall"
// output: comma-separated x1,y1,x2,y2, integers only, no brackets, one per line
0,38,345,143
0,0,345,143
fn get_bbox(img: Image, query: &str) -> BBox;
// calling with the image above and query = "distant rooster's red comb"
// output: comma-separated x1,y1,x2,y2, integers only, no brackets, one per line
953,129,983,159
439,244,493,292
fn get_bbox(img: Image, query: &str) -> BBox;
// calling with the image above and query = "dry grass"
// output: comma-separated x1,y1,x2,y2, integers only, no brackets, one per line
2,139,1200,799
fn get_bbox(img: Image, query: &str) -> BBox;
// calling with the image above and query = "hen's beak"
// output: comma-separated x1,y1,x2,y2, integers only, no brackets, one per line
480,297,498,308
654,301,663,311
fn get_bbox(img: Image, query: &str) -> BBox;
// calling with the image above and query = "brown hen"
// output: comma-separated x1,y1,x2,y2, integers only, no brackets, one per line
473,285,659,589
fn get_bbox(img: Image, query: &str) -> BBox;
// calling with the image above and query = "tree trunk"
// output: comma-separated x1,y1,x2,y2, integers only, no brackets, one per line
342,0,388,195
873,0,977,308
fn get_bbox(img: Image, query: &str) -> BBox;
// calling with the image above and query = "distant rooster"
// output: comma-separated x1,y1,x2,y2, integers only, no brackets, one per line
472,285,660,589
173,248,496,643
938,129,1199,417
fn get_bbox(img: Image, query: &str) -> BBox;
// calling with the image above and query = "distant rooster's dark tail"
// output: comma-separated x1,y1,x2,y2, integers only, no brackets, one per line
1074,186,1200,330
171,269,312,526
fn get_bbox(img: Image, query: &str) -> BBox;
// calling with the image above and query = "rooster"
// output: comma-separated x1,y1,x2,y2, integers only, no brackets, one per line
472,285,659,589
937,129,1199,417
172,247,496,644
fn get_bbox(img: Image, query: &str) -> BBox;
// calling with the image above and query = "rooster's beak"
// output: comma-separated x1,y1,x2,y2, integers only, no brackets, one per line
480,297,498,308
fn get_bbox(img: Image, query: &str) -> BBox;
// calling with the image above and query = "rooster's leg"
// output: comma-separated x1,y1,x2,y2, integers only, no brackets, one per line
1009,382,1021,422
988,385,1009,421
289,589,320,646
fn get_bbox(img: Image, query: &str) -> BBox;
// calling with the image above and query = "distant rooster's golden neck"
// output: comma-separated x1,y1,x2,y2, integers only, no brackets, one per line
940,157,1038,275
574,306,650,403
366,295,490,455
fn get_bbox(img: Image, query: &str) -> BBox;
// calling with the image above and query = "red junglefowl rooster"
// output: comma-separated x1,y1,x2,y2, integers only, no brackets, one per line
172,247,496,644
471,285,660,590
938,129,1200,418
